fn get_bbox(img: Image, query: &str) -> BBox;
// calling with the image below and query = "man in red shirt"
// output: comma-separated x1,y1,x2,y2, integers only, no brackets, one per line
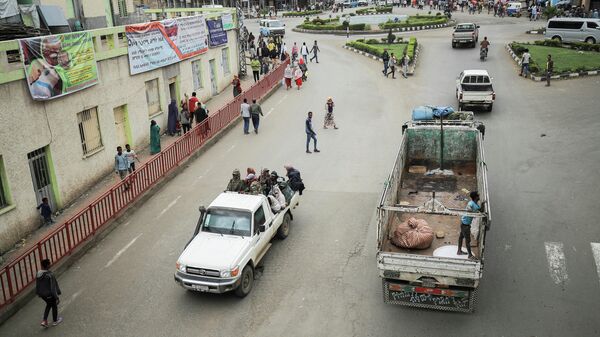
188,92,199,123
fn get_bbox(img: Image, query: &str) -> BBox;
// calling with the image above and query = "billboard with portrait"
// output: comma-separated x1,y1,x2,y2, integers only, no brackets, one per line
19,32,98,100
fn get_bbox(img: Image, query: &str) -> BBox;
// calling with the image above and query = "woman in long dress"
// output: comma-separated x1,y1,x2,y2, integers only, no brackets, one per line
167,99,178,136
150,120,161,154
324,97,338,129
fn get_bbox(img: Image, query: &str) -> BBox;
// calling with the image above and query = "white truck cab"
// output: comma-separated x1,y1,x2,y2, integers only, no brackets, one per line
259,19,285,37
174,192,299,297
456,69,495,111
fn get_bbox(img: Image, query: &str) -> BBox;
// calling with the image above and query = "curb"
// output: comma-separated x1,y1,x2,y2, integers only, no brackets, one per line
292,22,450,35
505,43,600,82
342,43,421,76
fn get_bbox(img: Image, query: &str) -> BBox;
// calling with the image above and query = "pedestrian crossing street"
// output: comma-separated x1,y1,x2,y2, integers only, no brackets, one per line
544,242,600,288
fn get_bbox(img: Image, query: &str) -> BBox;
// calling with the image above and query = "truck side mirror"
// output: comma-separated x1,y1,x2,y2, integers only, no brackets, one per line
259,225,266,232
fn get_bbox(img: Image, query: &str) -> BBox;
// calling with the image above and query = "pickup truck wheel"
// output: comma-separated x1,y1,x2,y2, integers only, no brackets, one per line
487,103,493,112
234,265,254,298
452,42,456,48
276,213,291,240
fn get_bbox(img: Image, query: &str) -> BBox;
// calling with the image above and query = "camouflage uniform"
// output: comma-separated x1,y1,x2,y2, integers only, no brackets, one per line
249,181,262,195
226,169,245,192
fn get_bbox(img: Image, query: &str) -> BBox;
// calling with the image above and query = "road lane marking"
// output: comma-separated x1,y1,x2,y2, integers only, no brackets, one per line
123,221,130,227
276,94,288,106
591,243,600,287
264,107,275,118
225,144,236,153
158,195,181,218
60,289,84,311
545,242,569,286
104,233,143,268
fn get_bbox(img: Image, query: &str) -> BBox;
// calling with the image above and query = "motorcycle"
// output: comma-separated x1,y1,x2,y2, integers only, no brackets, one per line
444,9,452,19
480,47,488,61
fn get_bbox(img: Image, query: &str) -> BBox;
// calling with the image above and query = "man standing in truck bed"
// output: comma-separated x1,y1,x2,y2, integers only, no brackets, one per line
457,191,485,260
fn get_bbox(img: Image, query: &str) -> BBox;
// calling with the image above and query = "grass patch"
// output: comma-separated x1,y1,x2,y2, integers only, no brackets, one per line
379,15,447,29
346,37,418,62
511,42,600,75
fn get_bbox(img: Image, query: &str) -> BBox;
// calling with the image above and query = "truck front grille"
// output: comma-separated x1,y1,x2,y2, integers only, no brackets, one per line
186,267,220,277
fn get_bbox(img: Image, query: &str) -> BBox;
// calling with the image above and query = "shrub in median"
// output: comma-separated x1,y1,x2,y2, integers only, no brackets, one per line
346,37,418,63
380,16,447,29
283,10,322,17
356,5,393,15
298,22,366,31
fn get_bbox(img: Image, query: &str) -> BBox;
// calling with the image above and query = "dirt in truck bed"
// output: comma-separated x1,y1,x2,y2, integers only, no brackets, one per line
382,162,481,258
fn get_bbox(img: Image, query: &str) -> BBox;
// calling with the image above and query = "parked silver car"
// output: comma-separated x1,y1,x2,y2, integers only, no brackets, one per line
545,18,600,44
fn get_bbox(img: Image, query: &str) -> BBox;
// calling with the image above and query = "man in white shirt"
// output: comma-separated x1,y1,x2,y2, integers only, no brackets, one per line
124,144,139,172
240,98,251,135
300,42,309,63
520,49,531,77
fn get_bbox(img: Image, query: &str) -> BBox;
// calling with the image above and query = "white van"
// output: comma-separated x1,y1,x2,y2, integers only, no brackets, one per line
545,18,600,44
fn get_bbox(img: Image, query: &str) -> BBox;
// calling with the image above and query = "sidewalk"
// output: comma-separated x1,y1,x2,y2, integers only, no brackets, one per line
0,76,255,267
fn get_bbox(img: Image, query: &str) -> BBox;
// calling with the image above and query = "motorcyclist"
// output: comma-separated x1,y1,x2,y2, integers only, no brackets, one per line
480,36,490,57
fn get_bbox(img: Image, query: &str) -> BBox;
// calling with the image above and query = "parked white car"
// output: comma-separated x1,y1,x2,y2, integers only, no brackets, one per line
259,19,285,37
174,191,299,297
456,70,495,111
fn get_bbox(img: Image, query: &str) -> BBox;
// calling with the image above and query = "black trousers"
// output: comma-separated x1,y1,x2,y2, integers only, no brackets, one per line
253,70,260,82
43,297,58,321
182,123,191,134
458,223,472,255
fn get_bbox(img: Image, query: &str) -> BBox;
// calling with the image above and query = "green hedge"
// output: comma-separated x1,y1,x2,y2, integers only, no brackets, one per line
283,10,322,17
379,16,447,29
298,23,367,31
305,17,339,24
356,6,393,15
534,39,600,52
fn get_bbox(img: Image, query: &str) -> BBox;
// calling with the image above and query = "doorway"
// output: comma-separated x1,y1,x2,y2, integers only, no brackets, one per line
168,77,179,103
27,146,57,212
209,59,218,96
113,105,131,149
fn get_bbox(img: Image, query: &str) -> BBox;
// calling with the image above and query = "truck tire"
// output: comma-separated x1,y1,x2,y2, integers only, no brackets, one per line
452,42,456,48
276,213,291,240
487,103,493,112
234,265,254,298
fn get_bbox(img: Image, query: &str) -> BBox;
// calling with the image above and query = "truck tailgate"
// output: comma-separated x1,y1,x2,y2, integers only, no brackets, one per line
378,252,481,283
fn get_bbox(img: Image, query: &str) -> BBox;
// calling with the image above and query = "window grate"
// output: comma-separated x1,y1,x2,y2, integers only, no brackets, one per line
77,107,103,155
145,79,161,115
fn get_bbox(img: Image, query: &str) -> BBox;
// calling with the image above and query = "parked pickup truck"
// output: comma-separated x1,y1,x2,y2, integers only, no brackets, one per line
452,23,479,48
174,191,299,297
456,70,495,111
259,19,285,37
377,119,491,313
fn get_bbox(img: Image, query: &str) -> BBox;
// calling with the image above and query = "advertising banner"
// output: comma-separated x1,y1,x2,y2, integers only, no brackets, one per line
222,13,234,30
126,15,208,75
19,32,98,100
206,18,228,47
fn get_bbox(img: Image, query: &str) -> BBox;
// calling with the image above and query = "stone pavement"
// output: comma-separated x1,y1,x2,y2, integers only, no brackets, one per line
0,75,255,267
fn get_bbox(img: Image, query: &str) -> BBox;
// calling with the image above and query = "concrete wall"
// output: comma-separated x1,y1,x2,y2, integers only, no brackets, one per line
0,29,239,254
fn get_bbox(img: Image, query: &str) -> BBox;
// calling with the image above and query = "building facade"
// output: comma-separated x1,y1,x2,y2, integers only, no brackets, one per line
0,12,239,254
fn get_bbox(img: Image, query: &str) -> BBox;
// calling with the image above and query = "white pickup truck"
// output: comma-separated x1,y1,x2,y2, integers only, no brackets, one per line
456,70,495,112
174,191,299,297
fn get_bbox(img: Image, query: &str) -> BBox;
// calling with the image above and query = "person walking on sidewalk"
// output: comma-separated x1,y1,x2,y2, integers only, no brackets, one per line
188,92,199,119
294,66,303,90
232,75,242,97
310,40,320,63
284,64,293,90
250,99,264,134
382,49,390,76
150,120,161,154
324,97,338,129
124,144,139,173
305,111,320,153
167,99,179,136
300,42,309,63
36,197,54,226
241,98,251,135
250,57,261,82
291,42,299,61
36,258,63,328
545,54,553,87
520,49,531,77
401,52,410,78
115,146,129,189
179,100,191,134
386,53,397,79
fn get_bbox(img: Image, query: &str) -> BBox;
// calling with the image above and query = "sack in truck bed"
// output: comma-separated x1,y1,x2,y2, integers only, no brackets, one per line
390,216,434,249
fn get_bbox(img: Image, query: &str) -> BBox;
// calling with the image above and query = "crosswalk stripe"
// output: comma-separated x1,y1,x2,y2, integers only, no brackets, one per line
591,243,600,287
545,242,569,287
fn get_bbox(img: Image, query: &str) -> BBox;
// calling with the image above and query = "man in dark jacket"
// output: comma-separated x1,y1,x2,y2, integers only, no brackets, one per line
381,49,390,76
36,259,63,327
284,164,305,195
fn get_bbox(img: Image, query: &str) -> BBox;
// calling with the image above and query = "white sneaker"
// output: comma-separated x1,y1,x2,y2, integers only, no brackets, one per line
52,317,63,326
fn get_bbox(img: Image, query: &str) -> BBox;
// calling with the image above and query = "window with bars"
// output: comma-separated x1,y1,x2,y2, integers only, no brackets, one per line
145,78,161,116
221,47,230,75
0,156,10,209
77,107,103,155
192,60,204,90
117,0,128,16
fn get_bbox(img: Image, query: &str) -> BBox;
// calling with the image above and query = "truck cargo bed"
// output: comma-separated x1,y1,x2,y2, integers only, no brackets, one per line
382,167,480,258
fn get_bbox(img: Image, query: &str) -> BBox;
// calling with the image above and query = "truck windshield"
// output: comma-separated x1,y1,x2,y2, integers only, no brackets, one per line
270,21,284,27
202,209,252,236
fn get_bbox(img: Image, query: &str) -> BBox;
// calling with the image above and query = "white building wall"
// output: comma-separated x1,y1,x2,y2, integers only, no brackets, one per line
0,29,239,253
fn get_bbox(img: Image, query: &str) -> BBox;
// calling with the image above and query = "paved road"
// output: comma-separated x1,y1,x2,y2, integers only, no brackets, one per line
2,8,600,337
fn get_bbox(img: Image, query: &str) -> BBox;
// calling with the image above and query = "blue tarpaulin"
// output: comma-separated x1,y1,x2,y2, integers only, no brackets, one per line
412,106,455,120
